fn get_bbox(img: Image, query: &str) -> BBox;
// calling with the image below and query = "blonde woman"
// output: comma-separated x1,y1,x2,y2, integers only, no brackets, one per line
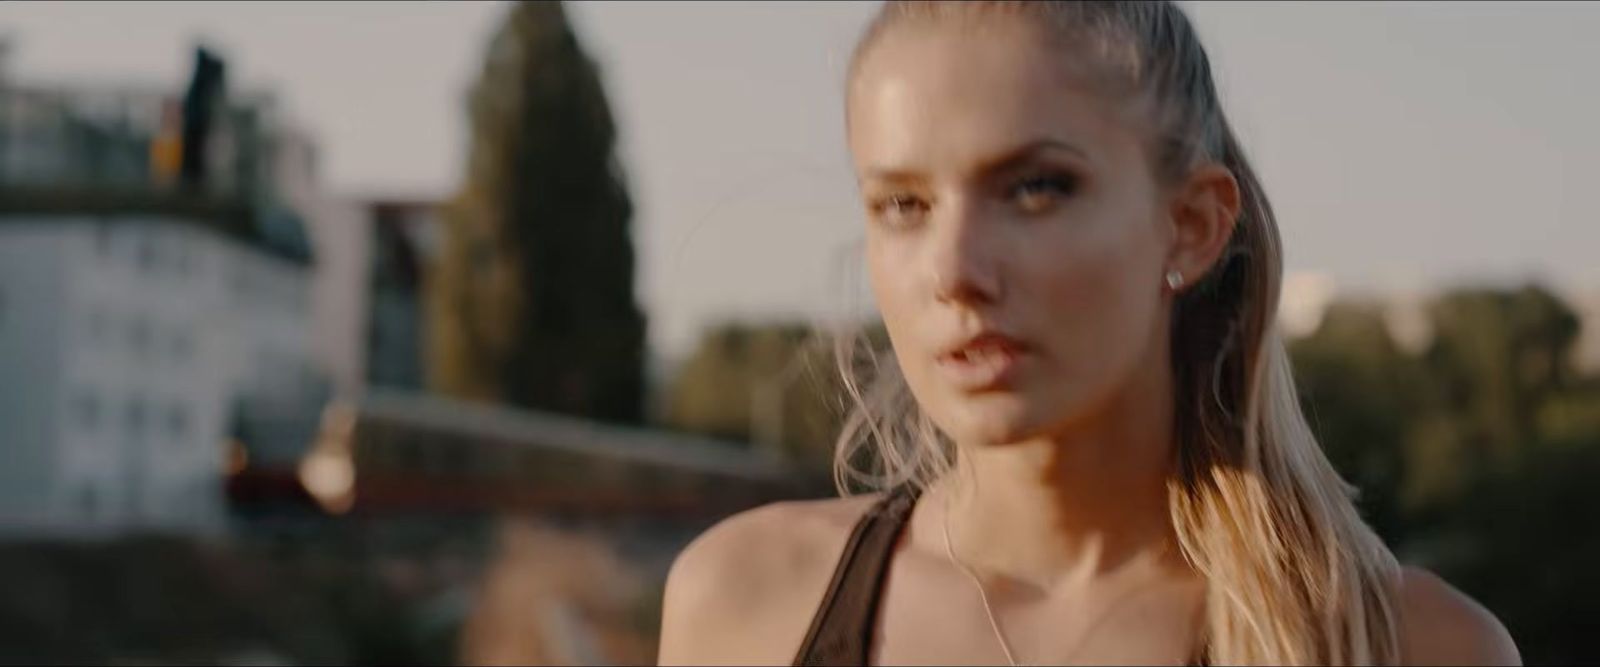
658,2,1520,665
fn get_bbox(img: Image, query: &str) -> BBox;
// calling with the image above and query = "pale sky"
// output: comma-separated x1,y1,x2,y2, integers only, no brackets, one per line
4,1,1598,360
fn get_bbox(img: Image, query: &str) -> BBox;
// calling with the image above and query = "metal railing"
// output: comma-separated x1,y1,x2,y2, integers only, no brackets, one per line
0,83,263,196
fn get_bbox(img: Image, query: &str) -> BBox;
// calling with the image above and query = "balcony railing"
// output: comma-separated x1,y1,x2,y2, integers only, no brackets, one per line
0,83,269,197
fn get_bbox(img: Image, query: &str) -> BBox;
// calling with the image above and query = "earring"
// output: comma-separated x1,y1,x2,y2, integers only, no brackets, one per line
1165,269,1185,291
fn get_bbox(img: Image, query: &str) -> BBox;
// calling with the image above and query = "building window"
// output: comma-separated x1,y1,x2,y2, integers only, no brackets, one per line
171,330,194,362
186,249,204,281
173,238,191,278
166,404,189,441
130,317,152,359
125,396,147,434
137,235,158,274
79,484,100,519
95,224,112,258
73,391,102,431
87,309,108,343
232,265,251,302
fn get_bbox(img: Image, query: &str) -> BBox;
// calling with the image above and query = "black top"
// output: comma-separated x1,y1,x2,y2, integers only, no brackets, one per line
790,485,1208,666
792,486,922,666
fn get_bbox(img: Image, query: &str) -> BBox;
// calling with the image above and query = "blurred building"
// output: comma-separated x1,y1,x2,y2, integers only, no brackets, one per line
301,197,440,399
0,48,329,537
364,200,440,391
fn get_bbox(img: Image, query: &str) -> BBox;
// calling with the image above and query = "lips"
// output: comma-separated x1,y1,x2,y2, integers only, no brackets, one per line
935,332,1029,390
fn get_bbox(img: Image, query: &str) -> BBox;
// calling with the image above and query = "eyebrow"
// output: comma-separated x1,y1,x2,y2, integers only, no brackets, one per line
861,138,1090,184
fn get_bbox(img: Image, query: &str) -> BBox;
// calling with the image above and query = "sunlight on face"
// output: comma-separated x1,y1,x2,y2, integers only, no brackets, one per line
847,19,1175,447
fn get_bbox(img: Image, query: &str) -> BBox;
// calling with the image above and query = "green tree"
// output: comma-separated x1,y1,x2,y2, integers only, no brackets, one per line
665,322,839,473
1411,286,1581,504
663,320,895,479
1289,301,1425,540
1290,285,1600,663
429,1,645,423
1415,440,1600,666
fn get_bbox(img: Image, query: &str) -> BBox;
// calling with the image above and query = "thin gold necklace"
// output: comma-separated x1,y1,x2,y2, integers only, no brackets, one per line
939,495,1196,667
941,495,1023,667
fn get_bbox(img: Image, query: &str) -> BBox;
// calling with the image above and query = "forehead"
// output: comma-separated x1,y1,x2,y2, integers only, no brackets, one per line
847,20,1145,176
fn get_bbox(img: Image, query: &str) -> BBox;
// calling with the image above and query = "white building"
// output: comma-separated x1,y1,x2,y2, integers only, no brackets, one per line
0,58,328,537
0,214,321,536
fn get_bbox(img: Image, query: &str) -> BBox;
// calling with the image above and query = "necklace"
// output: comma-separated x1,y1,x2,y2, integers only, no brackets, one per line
941,496,1023,667
937,491,1200,667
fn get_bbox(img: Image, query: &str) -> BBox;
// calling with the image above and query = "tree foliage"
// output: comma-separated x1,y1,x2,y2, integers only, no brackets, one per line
1288,301,1423,539
1288,284,1596,665
663,322,844,475
429,1,645,424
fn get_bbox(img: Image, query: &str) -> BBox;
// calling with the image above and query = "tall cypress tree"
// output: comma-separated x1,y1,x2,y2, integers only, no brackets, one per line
430,1,645,424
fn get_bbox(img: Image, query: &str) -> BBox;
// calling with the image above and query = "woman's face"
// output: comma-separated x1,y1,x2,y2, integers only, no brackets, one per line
847,20,1176,447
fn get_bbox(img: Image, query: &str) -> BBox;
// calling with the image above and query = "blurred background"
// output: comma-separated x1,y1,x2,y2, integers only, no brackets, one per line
0,1,1596,664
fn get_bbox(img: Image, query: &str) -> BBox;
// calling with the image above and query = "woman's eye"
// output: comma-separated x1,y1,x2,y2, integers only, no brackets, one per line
1010,173,1077,213
869,193,930,229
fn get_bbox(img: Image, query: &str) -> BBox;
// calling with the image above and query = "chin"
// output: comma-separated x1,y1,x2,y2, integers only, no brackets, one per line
935,391,1051,447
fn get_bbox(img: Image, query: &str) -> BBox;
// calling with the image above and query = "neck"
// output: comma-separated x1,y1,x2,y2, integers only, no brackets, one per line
932,355,1187,592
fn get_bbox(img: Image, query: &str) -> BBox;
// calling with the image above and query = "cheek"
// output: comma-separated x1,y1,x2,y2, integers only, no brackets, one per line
1023,209,1165,390
865,237,922,351
1036,232,1154,323
866,238,908,322
865,235,952,416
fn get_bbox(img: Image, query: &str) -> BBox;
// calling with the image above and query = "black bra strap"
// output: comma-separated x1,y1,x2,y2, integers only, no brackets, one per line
792,486,920,666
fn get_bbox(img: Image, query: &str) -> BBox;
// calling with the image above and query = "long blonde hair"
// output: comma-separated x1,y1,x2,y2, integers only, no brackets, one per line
831,2,1402,664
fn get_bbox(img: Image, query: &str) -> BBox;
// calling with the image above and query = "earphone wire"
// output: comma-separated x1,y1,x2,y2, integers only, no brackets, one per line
941,489,1023,667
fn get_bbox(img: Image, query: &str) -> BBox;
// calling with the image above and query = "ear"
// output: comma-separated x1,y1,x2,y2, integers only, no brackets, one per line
1164,163,1242,291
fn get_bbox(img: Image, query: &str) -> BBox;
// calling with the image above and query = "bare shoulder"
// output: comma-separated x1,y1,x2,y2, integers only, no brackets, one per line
1398,566,1522,666
656,494,883,666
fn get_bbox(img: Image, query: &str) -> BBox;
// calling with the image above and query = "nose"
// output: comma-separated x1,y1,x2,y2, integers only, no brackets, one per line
928,198,1002,306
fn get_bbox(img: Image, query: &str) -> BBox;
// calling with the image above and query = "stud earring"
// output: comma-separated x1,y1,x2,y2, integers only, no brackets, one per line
1165,269,1185,291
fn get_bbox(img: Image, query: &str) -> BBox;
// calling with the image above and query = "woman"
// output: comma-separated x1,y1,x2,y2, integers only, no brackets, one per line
658,2,1520,665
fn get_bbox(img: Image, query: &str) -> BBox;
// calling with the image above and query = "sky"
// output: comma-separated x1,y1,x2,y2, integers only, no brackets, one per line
3,1,1598,360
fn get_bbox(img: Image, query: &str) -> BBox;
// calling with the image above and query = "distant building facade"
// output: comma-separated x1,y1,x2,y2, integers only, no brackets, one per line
0,50,328,536
0,216,322,535
365,200,439,391
299,196,439,400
